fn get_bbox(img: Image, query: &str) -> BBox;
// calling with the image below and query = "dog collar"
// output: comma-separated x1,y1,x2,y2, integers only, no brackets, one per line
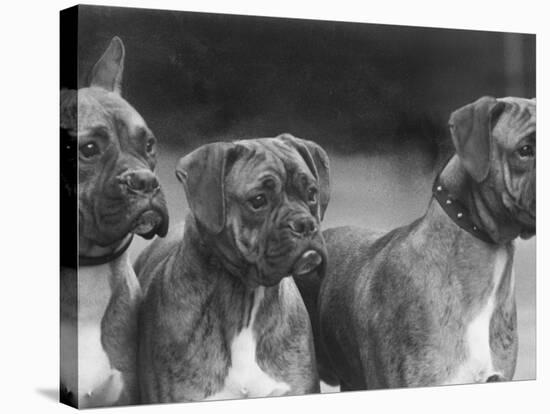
432,177,495,245
78,234,134,267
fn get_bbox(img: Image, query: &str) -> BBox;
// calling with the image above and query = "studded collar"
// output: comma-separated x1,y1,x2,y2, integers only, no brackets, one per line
432,172,496,245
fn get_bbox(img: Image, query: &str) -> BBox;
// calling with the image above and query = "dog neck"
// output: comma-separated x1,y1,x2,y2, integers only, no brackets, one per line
182,215,266,290
180,216,279,333
438,156,522,244
75,235,140,314
79,234,134,267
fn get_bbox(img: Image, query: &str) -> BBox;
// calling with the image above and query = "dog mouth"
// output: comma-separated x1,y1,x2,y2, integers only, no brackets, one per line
132,209,163,236
227,220,327,287
130,199,169,240
291,249,323,276
87,200,169,246
99,191,169,242
254,240,326,286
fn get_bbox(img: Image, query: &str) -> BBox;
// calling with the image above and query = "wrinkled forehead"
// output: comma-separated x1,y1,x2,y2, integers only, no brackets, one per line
226,138,313,193
77,87,148,136
493,97,536,144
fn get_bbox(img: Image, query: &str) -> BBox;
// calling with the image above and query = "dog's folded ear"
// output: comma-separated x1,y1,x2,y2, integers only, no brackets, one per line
277,133,331,220
89,36,125,94
176,142,235,234
449,96,506,182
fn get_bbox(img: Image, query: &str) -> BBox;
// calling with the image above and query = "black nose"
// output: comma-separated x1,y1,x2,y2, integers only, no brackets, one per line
288,216,317,237
120,170,160,194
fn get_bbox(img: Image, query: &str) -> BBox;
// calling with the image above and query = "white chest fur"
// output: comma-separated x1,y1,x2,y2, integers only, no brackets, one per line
445,248,509,385
206,287,291,400
75,262,133,407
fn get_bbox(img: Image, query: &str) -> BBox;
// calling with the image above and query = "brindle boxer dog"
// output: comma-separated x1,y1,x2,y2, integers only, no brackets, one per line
297,96,535,390
135,134,330,403
60,37,169,407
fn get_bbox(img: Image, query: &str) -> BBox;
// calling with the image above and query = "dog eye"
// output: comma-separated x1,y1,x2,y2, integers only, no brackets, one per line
307,187,318,204
146,138,156,153
249,194,267,210
79,142,100,159
517,144,535,158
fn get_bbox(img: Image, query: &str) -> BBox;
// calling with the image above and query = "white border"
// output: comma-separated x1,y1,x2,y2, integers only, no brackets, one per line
1,1,546,413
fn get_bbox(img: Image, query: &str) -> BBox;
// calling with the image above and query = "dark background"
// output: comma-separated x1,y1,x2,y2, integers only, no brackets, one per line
76,5,535,168
74,5,536,383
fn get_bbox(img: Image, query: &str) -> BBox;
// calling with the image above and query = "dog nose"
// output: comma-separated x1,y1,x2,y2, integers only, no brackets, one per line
120,170,160,194
289,217,317,237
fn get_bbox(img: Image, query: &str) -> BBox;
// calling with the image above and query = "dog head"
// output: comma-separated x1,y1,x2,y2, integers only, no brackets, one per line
176,133,330,286
61,37,169,249
449,96,536,239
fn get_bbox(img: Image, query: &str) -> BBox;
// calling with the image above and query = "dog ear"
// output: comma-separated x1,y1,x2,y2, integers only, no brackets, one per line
278,134,331,220
176,142,235,234
89,36,125,94
449,96,506,182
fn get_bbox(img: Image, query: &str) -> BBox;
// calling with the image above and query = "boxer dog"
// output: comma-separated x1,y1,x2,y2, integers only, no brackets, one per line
299,96,535,390
60,37,169,407
135,134,330,403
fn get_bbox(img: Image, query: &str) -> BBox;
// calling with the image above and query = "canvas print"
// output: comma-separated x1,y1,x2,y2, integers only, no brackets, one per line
59,4,536,409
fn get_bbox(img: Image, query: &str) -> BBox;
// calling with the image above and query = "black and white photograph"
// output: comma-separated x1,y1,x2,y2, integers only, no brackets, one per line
52,1,540,411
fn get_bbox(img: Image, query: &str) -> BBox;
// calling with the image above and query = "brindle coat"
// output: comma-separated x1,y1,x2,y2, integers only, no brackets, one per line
136,135,331,402
296,97,535,390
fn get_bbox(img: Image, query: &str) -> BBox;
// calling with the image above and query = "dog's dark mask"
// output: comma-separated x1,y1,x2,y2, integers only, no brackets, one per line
61,37,169,249
176,134,330,287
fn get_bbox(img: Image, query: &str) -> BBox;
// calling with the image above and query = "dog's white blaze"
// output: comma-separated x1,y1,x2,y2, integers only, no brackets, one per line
206,287,291,400
77,265,125,407
445,248,508,385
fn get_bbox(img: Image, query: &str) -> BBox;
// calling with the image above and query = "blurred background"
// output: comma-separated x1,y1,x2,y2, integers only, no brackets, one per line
75,5,535,382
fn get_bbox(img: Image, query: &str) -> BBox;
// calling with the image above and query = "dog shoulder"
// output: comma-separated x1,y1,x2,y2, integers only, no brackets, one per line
137,224,199,340
134,222,185,293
